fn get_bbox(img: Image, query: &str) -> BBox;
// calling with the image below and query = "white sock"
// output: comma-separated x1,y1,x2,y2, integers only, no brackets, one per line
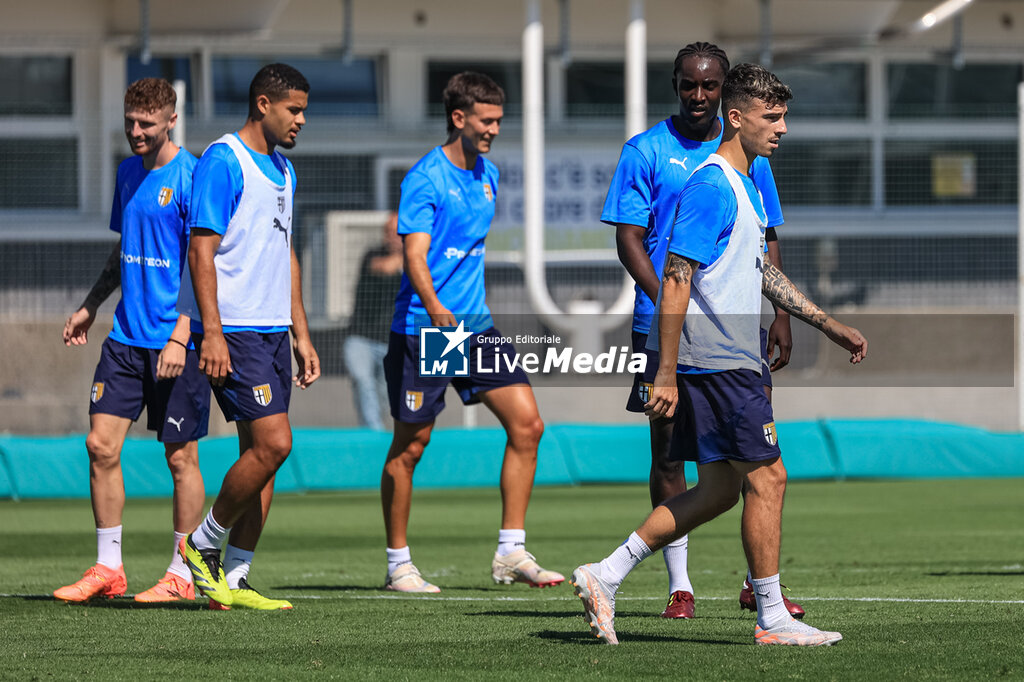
751,573,790,629
386,546,412,575
166,531,192,581
663,535,693,594
96,525,123,569
223,544,254,590
191,511,229,551
496,528,526,556
597,532,653,591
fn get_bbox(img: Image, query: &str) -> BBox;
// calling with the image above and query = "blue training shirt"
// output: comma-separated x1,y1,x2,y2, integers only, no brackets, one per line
670,165,766,267
601,117,783,334
669,162,767,374
392,146,498,335
188,132,296,334
108,148,197,349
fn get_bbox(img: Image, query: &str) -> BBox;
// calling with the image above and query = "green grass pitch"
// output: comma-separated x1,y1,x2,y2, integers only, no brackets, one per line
2,479,1022,679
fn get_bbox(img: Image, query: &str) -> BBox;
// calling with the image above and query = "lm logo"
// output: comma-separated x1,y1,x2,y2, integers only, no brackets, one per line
419,320,473,377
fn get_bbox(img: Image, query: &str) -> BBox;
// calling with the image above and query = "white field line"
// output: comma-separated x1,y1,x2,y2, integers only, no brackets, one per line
8,594,1024,604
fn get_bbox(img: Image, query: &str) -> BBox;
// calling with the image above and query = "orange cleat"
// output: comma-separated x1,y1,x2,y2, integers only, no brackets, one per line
134,572,195,602
755,618,842,646
54,564,127,603
570,564,619,645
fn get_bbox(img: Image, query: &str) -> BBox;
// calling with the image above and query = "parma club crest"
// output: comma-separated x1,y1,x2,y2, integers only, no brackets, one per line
637,381,653,405
157,187,173,207
252,384,273,407
405,390,423,412
482,183,493,202
90,382,104,404
763,422,778,446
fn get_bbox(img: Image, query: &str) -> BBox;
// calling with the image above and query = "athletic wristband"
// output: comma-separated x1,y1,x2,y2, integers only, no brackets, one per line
168,338,188,349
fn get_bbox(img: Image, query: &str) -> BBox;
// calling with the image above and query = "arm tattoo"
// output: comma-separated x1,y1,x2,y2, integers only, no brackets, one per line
663,253,693,287
761,262,830,330
82,242,122,311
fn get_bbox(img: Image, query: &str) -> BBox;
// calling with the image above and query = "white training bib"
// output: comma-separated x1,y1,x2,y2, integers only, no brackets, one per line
650,154,767,372
179,134,293,327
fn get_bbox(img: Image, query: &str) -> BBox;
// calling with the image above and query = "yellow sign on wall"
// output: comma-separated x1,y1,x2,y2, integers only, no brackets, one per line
932,154,976,198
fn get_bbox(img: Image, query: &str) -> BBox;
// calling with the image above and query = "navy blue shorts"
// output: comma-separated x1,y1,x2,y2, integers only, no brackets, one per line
627,329,772,412
384,327,530,423
89,338,210,443
759,328,773,389
670,369,781,465
193,331,293,423
626,330,658,413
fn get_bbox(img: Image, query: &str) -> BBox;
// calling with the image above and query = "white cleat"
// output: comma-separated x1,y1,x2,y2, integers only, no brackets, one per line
570,564,618,645
384,562,441,593
755,617,843,646
492,549,565,588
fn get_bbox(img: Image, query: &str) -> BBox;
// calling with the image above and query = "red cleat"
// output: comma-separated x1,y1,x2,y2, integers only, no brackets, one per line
739,580,806,619
661,590,695,618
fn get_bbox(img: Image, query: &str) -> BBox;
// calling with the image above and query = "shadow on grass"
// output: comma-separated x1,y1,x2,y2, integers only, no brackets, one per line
43,596,205,610
534,629,743,645
273,584,384,592
466,610,584,618
926,571,1024,577
271,583,525,593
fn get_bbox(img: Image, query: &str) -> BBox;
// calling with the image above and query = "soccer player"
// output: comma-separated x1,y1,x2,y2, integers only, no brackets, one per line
380,72,562,593
572,63,867,646
177,63,320,610
601,41,800,619
54,78,207,604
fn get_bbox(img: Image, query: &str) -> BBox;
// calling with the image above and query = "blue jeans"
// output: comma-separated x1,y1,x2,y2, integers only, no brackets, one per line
343,335,389,430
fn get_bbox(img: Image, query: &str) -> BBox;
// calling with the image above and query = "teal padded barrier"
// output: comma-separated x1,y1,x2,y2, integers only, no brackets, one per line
1,420,1022,499
289,427,574,491
776,421,840,479
0,434,301,500
2,435,89,499
823,419,1024,479
0,440,18,499
551,422,836,484
549,423,668,484
191,436,303,495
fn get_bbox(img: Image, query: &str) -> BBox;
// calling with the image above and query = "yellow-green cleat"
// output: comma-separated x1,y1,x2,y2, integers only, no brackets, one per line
178,534,232,607
208,578,293,611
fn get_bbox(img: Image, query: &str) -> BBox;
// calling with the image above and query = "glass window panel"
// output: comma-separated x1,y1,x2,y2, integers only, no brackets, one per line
770,139,872,206
426,61,523,117
0,138,78,208
772,62,867,118
884,139,1016,205
565,61,623,117
289,154,375,212
126,55,195,115
213,57,379,116
565,61,731,118
888,63,1021,118
0,56,72,116
647,61,679,111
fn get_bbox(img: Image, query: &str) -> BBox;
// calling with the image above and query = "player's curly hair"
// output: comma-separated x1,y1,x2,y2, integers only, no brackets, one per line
124,78,176,112
443,71,505,134
722,63,792,113
248,63,310,119
673,42,730,80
